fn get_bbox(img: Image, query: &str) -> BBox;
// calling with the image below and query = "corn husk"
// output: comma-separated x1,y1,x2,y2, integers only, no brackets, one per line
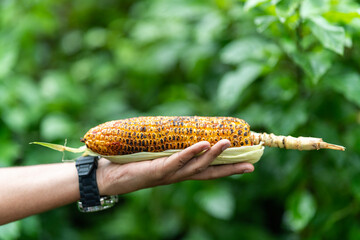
31,142,264,165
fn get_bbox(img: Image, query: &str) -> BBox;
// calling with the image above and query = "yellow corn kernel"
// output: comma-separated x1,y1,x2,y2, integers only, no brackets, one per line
81,116,251,155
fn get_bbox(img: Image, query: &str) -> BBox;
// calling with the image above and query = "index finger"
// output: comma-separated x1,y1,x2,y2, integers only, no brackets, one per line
161,141,211,174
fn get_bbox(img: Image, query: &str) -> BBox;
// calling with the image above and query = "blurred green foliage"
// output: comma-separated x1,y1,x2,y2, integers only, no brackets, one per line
1,0,360,239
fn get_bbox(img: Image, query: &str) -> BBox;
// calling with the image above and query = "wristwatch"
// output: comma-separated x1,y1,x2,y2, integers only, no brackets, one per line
75,156,118,212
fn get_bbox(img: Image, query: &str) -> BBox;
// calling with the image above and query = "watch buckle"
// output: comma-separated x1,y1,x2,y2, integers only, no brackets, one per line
78,195,119,213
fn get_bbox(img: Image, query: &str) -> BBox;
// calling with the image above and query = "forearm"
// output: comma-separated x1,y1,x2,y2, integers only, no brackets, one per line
0,140,254,225
0,162,79,225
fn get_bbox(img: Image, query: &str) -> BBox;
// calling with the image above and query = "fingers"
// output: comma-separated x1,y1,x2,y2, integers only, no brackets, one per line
176,139,231,177
159,141,211,175
188,162,254,180
97,140,255,196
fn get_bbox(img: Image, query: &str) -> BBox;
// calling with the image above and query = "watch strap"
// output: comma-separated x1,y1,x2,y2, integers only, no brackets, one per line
76,156,101,208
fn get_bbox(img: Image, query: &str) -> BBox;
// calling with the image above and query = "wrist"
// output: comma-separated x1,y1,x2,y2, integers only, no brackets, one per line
96,158,144,196
96,158,113,196
75,156,118,212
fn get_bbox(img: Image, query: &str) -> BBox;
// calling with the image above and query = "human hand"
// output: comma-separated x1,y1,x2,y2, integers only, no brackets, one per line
96,139,255,196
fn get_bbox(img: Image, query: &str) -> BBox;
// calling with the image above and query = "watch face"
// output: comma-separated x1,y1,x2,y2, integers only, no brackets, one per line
78,195,118,212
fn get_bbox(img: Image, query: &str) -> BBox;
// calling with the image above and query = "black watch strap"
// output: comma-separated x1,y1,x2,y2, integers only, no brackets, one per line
76,156,101,208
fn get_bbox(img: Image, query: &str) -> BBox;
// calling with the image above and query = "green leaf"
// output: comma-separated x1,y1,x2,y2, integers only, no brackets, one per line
196,184,235,220
247,100,307,134
60,30,83,55
351,174,360,202
327,70,360,107
220,37,280,65
217,62,262,110
0,129,20,166
291,50,332,84
275,0,301,22
276,101,308,134
40,71,69,100
148,0,212,19
284,190,317,232
149,101,195,116
20,216,41,238
307,16,346,55
140,41,185,73
244,0,269,11
300,0,330,19
349,223,360,240
261,73,298,102
131,20,188,44
308,51,332,83
282,36,334,83
323,11,360,24
153,211,181,238
195,12,224,43
0,37,17,78
40,113,75,141
0,221,21,240
289,52,312,77
183,228,212,240
2,107,30,133
0,140,20,167
254,15,277,33
221,37,265,64
84,28,107,49
70,58,94,82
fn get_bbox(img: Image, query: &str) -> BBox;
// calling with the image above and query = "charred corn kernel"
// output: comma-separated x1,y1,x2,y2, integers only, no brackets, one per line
81,116,252,155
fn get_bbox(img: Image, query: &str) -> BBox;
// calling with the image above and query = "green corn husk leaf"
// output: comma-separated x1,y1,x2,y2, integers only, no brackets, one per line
30,142,264,164
30,142,88,153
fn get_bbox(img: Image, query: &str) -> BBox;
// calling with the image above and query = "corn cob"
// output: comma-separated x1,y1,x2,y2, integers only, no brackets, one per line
80,116,345,156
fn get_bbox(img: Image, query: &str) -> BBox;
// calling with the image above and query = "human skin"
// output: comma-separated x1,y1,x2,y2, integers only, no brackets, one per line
0,140,254,225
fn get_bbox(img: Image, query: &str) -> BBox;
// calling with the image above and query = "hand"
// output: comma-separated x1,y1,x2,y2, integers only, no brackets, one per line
97,139,255,196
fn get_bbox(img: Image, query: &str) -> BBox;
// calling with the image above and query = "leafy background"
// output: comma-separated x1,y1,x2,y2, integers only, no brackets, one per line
1,0,360,239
